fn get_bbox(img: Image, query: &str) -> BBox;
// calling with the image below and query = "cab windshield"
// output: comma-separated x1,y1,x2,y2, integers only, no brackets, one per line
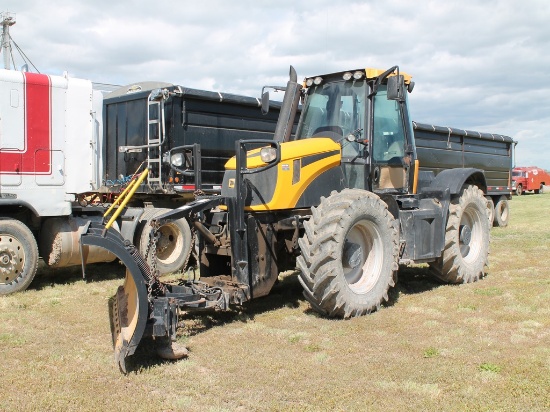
295,79,366,157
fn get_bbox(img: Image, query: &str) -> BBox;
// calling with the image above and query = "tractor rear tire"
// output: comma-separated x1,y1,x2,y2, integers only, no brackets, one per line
297,189,399,318
429,185,490,283
0,219,39,295
137,208,192,274
493,196,510,228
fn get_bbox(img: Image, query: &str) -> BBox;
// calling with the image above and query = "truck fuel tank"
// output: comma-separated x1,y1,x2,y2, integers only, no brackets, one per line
40,216,118,268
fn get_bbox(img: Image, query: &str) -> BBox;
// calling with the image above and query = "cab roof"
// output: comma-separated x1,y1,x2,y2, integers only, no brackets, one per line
303,67,412,85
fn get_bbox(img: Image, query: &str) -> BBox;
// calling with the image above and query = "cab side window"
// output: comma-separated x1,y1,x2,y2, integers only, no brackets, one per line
372,86,405,163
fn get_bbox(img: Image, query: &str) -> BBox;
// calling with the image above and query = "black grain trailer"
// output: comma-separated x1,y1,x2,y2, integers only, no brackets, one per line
413,121,514,227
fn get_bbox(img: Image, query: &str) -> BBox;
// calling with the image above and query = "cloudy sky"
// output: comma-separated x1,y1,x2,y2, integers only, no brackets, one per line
3,0,549,169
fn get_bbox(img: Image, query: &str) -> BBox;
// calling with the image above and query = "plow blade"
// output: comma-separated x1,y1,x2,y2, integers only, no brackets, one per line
111,269,148,373
81,217,231,372
81,223,150,372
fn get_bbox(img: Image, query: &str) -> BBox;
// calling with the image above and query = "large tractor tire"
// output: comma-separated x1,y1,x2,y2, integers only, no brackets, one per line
429,185,490,283
297,189,399,318
137,208,192,274
0,219,39,295
493,196,510,228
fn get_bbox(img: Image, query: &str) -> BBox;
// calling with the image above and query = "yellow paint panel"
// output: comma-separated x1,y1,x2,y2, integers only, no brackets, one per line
365,68,412,84
247,138,341,211
225,138,340,170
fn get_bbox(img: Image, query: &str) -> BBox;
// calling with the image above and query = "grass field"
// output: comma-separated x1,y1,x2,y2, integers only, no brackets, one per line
1,193,549,411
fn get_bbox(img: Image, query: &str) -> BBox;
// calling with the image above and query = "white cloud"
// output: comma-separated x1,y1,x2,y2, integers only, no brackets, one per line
3,0,550,169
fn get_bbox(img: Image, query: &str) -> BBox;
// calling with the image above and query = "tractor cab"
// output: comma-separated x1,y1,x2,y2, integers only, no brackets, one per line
294,67,416,195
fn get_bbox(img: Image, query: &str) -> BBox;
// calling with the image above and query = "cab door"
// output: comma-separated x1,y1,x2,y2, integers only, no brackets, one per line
370,85,408,193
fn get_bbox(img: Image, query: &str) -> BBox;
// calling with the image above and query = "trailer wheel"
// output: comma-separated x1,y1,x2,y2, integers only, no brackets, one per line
516,184,523,196
493,196,510,228
429,185,490,283
297,189,399,318
138,208,192,274
0,219,39,295
485,197,495,226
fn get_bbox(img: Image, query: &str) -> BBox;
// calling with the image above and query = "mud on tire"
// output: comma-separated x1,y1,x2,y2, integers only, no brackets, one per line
429,185,490,283
297,189,399,318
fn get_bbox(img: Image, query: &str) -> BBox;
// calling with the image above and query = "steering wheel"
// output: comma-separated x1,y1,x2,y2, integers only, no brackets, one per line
311,125,344,142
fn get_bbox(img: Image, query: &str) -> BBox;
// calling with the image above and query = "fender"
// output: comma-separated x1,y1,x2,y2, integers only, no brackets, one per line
428,168,487,195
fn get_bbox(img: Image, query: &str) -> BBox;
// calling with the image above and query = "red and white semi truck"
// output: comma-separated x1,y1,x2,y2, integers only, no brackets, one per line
0,68,287,295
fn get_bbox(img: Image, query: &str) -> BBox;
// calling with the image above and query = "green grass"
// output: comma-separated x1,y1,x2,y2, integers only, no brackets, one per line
2,193,550,411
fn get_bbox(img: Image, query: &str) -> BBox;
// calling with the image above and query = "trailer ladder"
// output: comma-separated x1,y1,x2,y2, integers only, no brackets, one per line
146,98,164,192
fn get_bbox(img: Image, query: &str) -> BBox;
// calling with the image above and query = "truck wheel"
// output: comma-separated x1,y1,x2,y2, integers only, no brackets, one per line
485,197,495,226
516,184,523,196
0,219,39,295
535,184,543,194
138,208,192,274
493,196,510,228
429,185,489,283
297,189,399,318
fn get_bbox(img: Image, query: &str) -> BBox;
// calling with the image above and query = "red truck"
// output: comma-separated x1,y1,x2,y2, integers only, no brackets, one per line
512,166,550,195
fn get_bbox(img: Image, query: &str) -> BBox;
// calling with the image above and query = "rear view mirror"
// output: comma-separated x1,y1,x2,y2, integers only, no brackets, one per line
261,91,270,115
387,75,405,101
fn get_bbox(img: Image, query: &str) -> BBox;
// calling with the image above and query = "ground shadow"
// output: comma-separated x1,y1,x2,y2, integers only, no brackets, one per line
114,266,445,372
29,260,126,291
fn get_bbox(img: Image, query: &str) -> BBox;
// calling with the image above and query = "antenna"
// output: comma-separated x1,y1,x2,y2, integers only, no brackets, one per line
1,12,16,70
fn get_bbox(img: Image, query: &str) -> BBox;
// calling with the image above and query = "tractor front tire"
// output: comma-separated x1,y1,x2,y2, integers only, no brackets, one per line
297,189,399,318
429,185,490,283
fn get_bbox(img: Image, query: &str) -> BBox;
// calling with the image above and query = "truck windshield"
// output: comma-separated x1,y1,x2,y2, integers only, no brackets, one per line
295,79,366,157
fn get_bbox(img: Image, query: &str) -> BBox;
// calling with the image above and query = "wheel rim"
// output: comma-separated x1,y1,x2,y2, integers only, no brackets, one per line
0,234,25,284
155,223,184,265
459,205,483,263
342,219,383,294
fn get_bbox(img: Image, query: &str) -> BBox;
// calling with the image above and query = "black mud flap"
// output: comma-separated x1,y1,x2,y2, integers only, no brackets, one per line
81,223,150,373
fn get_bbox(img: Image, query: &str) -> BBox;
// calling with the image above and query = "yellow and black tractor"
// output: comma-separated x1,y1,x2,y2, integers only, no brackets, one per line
82,66,491,372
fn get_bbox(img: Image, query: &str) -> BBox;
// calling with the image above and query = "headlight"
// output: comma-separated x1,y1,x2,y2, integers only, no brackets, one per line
305,78,314,87
313,76,323,85
171,153,183,167
343,72,353,81
353,71,364,80
260,147,277,163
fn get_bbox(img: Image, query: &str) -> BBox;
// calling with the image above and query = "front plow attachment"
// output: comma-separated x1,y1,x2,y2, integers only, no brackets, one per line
80,220,229,372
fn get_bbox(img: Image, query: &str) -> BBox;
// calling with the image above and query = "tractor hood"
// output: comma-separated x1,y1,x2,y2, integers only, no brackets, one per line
221,137,342,211
224,137,340,170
